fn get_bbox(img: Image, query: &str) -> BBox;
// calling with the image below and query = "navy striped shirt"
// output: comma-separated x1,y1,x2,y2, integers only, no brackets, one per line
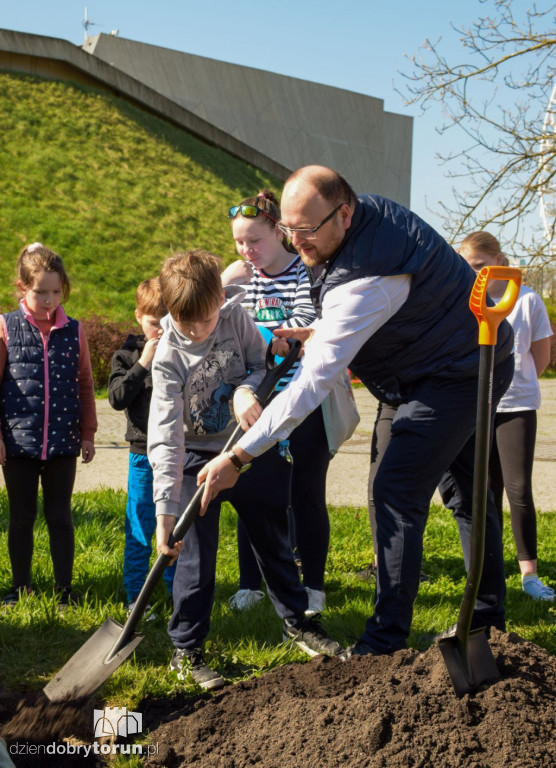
240,256,315,389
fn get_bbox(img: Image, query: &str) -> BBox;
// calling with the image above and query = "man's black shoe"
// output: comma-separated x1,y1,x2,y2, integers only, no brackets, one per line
283,616,344,657
339,640,381,661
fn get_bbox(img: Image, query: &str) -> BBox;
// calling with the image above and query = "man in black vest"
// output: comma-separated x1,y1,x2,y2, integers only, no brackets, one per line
199,165,514,657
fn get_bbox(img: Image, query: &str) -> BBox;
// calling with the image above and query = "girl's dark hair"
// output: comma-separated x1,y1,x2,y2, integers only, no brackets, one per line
16,243,71,301
238,189,280,223
234,189,296,253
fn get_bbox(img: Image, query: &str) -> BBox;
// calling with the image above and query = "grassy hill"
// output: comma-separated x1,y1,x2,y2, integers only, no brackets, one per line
0,71,279,323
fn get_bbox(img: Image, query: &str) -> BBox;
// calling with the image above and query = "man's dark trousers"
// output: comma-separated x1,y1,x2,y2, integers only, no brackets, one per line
361,354,514,653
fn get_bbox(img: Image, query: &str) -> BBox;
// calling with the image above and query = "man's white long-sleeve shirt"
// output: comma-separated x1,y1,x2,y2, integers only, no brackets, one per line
237,273,411,457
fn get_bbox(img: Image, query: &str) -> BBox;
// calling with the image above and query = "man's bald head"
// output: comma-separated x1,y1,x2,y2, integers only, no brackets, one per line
283,165,356,210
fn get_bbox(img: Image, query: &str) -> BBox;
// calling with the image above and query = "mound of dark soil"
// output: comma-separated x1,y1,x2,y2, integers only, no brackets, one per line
0,690,102,767
0,631,554,767
142,631,556,768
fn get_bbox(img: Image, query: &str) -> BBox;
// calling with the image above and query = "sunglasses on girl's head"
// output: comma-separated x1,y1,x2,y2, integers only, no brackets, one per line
227,204,277,223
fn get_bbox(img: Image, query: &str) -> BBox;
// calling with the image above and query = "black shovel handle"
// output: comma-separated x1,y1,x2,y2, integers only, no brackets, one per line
108,337,301,658
455,266,521,648
455,345,494,645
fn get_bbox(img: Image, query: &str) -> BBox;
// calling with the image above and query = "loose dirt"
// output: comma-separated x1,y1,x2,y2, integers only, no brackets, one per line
1,630,554,767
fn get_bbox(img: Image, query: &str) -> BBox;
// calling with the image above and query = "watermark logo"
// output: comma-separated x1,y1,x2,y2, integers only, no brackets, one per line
9,706,158,759
93,706,142,738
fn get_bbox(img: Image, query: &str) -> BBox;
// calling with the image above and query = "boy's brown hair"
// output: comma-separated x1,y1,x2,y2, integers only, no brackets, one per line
159,250,222,322
136,277,166,317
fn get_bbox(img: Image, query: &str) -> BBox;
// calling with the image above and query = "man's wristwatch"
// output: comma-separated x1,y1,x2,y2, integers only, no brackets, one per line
226,448,252,474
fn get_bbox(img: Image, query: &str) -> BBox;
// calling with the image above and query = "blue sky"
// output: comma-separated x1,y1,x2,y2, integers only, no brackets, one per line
0,1,531,239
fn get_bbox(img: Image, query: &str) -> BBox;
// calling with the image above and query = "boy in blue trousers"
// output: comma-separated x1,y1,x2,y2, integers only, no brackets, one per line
149,250,342,690
108,278,175,613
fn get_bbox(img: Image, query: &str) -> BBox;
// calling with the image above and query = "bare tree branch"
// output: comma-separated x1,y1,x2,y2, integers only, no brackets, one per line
397,0,556,265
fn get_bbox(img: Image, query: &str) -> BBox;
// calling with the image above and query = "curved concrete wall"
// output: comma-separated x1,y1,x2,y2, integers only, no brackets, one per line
0,29,412,203
0,29,290,180
84,34,412,204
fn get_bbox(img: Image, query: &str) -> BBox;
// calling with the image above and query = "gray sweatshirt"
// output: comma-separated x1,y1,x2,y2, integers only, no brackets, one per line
148,286,267,517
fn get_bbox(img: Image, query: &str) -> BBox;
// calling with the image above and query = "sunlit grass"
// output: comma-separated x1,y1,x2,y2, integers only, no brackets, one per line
0,488,553,712
0,71,279,323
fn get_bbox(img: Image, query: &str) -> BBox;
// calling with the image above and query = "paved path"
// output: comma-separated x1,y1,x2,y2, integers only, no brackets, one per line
3,381,554,512
329,380,555,512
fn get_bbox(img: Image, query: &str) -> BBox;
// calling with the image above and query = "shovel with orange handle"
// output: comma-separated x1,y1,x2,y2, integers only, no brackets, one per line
438,266,521,698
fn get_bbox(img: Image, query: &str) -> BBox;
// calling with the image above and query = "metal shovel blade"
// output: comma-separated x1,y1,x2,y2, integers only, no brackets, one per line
438,627,500,698
43,619,144,702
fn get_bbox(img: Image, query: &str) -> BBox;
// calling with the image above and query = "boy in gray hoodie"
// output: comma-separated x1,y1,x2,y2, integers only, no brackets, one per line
149,250,342,690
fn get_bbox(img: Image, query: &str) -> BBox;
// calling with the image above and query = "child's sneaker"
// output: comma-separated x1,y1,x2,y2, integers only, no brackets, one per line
55,587,81,613
56,587,81,605
304,586,326,616
356,563,377,582
2,587,33,607
228,588,264,610
169,648,225,691
521,575,554,601
283,616,344,658
126,600,157,622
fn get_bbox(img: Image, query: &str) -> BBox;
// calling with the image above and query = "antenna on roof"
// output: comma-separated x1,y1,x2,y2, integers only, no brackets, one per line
83,6,104,43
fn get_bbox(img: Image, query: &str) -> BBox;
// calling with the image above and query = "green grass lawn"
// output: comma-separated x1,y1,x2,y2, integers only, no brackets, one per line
0,71,279,323
0,487,554,719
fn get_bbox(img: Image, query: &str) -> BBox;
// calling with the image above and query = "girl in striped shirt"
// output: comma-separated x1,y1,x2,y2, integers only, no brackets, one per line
223,190,331,616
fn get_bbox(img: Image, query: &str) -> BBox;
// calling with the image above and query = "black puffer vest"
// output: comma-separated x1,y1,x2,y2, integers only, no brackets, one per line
312,196,513,404
0,307,81,459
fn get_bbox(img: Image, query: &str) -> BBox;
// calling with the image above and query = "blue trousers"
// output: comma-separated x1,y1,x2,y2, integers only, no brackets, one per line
124,452,175,603
361,355,514,653
169,445,308,650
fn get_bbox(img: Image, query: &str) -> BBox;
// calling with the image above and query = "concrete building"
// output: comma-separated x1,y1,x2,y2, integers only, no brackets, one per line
84,34,412,204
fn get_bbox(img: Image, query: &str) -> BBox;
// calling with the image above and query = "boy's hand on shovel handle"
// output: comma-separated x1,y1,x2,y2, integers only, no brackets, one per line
156,515,183,565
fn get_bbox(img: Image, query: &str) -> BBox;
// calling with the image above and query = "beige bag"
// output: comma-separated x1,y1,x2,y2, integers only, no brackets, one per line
321,371,360,457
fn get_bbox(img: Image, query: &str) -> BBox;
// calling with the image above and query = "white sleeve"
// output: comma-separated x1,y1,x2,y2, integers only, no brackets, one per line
530,292,553,343
237,274,411,456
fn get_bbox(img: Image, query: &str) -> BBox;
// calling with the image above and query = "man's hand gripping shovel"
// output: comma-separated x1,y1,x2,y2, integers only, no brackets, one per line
438,266,521,697
43,338,301,703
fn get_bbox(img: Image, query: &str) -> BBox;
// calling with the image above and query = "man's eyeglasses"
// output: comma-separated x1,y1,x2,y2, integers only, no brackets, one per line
277,203,345,240
227,204,277,224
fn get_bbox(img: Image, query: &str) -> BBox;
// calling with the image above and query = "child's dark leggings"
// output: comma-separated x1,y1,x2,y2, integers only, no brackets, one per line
236,406,330,591
490,409,538,561
2,456,77,589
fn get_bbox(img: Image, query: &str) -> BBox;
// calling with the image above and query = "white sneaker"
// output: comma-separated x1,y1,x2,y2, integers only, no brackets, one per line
228,589,265,610
522,575,554,601
304,586,326,616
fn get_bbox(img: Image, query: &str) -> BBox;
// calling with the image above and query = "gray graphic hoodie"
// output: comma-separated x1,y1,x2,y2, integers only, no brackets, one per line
148,286,267,517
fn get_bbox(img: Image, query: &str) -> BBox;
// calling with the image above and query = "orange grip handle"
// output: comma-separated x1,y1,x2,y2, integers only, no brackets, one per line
469,266,522,345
